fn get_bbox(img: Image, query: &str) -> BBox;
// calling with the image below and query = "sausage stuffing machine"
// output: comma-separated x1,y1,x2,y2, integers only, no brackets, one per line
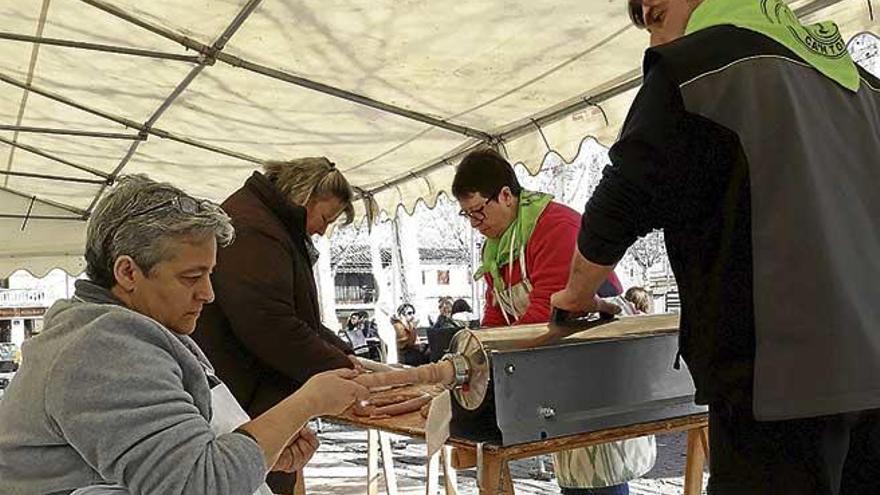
443,313,706,445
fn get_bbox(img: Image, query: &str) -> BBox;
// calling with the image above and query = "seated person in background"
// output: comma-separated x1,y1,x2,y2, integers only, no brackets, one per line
432,298,479,332
392,303,429,365
453,148,653,495
427,298,481,362
0,176,367,495
430,297,455,329
450,298,479,328
623,287,653,315
438,296,454,321
342,311,382,361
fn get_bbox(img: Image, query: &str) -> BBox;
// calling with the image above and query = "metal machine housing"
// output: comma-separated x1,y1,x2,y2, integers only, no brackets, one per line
448,314,707,446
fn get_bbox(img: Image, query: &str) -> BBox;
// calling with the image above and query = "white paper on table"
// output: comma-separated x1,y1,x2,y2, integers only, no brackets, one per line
426,389,452,457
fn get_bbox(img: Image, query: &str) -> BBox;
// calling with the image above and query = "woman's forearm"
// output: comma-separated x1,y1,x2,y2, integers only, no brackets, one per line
236,389,315,468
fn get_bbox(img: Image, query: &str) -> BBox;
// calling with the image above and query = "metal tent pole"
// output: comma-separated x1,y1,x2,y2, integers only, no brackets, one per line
5,0,51,188
0,184,88,217
0,214,84,221
0,72,262,164
0,170,106,185
78,0,207,54
79,0,494,141
0,32,200,63
84,0,266,213
217,53,494,141
362,0,846,198
0,135,110,179
0,125,142,140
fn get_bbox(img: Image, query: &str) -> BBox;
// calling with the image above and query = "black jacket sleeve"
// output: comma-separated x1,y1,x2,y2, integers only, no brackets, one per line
578,58,689,265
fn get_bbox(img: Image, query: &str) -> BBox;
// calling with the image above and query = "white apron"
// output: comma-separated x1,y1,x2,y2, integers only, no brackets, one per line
71,381,272,495
490,234,656,488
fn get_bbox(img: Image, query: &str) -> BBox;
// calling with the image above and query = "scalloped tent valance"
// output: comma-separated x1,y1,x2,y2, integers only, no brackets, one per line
0,0,876,276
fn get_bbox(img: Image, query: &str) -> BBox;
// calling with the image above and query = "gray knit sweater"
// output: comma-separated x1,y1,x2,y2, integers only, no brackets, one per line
0,280,267,495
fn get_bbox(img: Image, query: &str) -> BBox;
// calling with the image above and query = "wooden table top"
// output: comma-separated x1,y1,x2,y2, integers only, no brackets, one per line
328,385,707,460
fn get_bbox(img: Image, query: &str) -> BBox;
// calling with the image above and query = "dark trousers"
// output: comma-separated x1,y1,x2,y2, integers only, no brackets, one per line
399,343,430,366
562,483,629,495
266,471,295,494
708,403,880,495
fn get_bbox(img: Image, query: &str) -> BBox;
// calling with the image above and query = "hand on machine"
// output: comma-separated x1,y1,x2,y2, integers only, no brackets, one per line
550,291,622,319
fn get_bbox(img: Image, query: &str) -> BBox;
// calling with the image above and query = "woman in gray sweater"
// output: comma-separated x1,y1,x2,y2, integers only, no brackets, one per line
0,175,367,495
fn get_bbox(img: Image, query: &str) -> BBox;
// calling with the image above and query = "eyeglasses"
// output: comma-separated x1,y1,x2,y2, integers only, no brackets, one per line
403,310,415,316
458,197,496,222
104,194,213,250
127,195,210,220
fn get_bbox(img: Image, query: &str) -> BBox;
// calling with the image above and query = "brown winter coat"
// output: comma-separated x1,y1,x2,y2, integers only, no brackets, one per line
193,172,352,418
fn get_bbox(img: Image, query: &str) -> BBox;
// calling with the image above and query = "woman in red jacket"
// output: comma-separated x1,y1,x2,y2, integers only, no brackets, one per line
451,148,651,495
452,149,622,327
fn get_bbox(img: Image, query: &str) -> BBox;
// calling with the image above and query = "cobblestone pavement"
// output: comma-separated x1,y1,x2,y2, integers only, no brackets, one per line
303,421,708,495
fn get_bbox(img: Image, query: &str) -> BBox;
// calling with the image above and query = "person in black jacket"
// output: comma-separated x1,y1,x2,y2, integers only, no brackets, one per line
553,1,880,494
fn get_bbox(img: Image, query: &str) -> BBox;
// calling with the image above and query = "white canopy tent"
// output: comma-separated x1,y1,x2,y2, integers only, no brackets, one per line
0,0,876,276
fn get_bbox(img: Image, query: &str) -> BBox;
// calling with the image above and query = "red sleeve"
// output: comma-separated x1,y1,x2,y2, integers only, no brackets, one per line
481,275,508,328
516,209,579,325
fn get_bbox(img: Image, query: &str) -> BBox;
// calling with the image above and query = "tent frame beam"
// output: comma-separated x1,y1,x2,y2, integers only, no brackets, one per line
217,53,495,141
8,0,846,207
365,0,843,197
80,0,495,141
0,125,143,140
78,0,209,54
0,32,201,63
498,71,641,143
797,0,846,17
0,214,84,221
0,135,110,179
0,72,144,131
0,170,106,185
363,73,642,197
0,184,88,217
0,72,262,164
104,65,207,191
85,0,265,214
5,0,52,190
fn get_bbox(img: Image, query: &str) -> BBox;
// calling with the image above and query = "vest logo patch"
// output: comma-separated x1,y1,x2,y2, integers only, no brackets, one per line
761,0,848,59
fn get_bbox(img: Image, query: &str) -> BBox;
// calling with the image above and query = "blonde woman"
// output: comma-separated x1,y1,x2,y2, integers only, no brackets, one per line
192,157,358,493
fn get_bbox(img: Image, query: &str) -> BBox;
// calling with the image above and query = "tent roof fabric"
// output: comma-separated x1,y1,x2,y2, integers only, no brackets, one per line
0,0,876,276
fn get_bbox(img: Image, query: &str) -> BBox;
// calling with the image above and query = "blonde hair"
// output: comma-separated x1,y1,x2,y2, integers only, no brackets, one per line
263,157,354,225
624,287,653,314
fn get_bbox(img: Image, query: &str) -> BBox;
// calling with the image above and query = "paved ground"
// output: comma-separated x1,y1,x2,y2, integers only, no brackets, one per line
303,421,708,494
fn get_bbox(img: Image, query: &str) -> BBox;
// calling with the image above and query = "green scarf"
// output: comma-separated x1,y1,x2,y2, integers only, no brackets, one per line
474,190,554,289
686,0,859,91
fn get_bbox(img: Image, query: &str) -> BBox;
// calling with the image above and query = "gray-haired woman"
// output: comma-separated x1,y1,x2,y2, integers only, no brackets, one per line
0,175,367,495
191,158,359,492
